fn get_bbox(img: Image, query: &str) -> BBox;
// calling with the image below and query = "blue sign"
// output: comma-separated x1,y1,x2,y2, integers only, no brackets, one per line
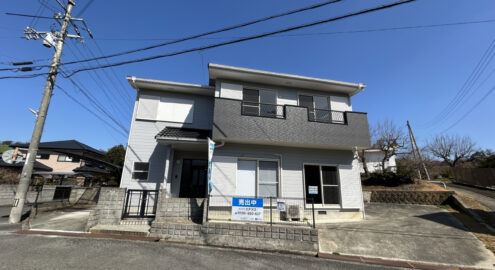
232,197,264,221
232,198,263,207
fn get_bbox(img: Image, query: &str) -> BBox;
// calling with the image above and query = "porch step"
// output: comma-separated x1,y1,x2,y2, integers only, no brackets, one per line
120,219,152,226
89,224,150,237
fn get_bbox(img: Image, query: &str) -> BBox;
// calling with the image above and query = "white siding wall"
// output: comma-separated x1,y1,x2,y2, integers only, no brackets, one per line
220,82,243,100
330,95,352,111
210,144,363,210
359,151,397,173
120,89,214,192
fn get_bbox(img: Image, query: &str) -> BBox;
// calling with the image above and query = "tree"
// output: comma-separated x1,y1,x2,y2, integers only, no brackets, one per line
425,134,475,167
469,149,495,168
104,144,125,167
104,144,126,186
371,119,407,172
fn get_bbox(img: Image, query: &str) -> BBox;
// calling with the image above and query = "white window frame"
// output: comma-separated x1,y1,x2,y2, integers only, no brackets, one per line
57,154,73,162
132,161,150,181
302,163,342,209
236,158,280,198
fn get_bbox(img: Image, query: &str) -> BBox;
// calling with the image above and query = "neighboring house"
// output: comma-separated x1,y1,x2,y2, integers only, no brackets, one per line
120,63,371,219
0,159,52,184
9,140,118,186
359,149,397,173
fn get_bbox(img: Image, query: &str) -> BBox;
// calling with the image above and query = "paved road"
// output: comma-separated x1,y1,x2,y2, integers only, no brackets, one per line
319,203,495,269
447,183,495,211
0,233,401,270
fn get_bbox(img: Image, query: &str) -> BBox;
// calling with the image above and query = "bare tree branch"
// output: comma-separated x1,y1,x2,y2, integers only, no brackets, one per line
425,134,475,167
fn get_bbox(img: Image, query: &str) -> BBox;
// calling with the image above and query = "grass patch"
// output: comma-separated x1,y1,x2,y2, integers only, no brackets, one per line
0,144,11,153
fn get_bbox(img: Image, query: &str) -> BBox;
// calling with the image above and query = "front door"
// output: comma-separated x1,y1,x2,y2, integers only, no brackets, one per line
179,159,208,198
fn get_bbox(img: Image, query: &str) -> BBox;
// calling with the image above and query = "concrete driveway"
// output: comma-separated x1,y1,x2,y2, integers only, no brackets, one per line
318,203,495,269
29,208,91,232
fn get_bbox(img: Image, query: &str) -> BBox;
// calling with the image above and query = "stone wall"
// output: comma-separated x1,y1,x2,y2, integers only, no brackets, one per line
150,222,318,253
370,190,454,205
0,185,56,206
86,188,126,230
154,192,205,224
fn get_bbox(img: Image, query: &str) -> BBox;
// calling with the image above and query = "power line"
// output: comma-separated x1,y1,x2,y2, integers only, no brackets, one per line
64,75,130,134
3,16,493,73
63,0,416,77
57,0,345,66
91,18,495,41
55,85,128,138
75,0,95,17
441,84,495,133
421,37,495,128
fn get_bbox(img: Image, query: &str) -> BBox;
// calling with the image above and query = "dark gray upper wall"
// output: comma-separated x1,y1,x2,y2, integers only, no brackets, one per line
212,98,370,149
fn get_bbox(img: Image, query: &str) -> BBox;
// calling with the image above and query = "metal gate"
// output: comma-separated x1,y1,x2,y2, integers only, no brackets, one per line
122,189,158,218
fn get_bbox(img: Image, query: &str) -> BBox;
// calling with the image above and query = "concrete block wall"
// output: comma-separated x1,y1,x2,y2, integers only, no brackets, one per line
86,188,126,230
150,222,318,253
154,191,205,223
369,190,454,205
0,185,56,206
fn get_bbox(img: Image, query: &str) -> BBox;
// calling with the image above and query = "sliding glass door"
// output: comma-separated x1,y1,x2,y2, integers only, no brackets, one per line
303,164,341,206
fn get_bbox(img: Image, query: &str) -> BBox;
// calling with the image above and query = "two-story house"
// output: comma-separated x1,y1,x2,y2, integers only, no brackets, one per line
10,140,118,186
121,64,371,221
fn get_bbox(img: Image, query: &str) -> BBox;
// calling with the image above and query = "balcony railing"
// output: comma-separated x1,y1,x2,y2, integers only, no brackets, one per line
308,109,346,124
241,102,347,124
241,101,285,119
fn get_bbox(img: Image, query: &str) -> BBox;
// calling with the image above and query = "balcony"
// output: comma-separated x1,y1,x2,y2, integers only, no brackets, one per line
212,98,371,149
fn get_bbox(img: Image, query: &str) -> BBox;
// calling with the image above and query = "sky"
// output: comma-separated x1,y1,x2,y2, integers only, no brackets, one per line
0,0,494,151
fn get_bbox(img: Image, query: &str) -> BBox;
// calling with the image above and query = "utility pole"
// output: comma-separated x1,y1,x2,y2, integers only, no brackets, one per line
406,120,430,181
9,1,76,223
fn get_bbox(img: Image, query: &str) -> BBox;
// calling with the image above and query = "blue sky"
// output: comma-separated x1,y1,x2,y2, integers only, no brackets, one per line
0,0,494,151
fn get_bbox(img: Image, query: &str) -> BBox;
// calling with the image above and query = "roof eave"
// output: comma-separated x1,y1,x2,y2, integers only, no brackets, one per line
208,63,366,96
126,76,215,96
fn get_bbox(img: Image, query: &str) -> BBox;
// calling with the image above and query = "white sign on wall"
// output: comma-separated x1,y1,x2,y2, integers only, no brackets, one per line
231,198,264,222
308,186,318,195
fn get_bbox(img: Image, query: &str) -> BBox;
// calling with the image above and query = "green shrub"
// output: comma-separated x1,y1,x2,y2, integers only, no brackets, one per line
363,167,414,187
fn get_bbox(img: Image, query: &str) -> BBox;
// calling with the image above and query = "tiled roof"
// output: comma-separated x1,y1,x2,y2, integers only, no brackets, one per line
10,140,105,156
0,159,53,171
155,127,211,140
73,166,110,174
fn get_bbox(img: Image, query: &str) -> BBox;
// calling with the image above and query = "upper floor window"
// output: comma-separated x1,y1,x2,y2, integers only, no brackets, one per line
36,153,50,160
57,154,80,163
242,89,283,118
298,95,345,124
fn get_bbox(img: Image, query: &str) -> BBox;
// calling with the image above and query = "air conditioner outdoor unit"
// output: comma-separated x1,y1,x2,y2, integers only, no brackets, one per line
281,205,301,221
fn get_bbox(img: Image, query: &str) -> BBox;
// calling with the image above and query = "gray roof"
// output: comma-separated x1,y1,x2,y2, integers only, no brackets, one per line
73,166,110,174
10,140,105,156
156,127,211,140
0,159,52,171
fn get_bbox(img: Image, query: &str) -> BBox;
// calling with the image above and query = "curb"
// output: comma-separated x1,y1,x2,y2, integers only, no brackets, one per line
317,252,482,270
13,230,160,242
450,195,495,234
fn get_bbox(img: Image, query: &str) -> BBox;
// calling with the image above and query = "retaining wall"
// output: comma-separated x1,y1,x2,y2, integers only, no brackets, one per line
154,192,205,223
369,190,454,205
86,188,126,230
0,185,56,206
150,222,318,253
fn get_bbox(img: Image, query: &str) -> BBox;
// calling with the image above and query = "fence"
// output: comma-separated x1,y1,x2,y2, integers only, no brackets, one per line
207,195,316,228
452,167,495,189
122,189,158,218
